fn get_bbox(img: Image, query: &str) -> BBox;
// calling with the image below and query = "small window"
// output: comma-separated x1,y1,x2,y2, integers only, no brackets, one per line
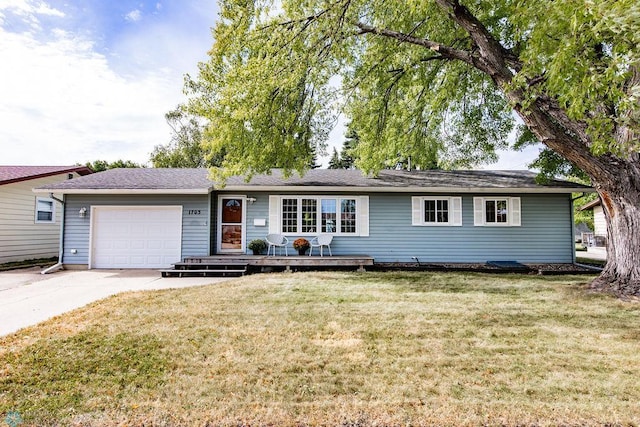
474,197,521,226
35,197,55,223
412,196,462,226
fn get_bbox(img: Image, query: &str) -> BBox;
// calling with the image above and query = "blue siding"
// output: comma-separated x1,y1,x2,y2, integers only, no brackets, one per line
63,195,210,266
243,193,271,253
239,192,573,263
63,192,573,266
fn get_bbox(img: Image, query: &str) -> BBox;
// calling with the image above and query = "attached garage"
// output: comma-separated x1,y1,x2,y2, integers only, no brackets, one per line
90,206,183,269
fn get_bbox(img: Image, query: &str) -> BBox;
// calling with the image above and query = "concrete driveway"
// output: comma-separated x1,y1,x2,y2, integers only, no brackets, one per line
0,267,232,337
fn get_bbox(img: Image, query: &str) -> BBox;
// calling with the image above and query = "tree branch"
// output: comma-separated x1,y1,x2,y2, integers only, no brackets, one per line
354,22,474,66
434,0,522,75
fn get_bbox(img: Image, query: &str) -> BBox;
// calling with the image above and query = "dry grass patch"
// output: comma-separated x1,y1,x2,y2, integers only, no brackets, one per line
1,271,639,426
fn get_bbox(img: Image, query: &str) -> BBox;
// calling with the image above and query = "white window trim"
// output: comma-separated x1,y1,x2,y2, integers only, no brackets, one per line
269,195,369,236
473,196,521,226
35,196,56,224
412,196,462,226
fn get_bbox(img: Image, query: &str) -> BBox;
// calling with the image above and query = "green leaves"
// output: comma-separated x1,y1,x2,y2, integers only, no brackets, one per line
185,0,639,177
511,0,640,155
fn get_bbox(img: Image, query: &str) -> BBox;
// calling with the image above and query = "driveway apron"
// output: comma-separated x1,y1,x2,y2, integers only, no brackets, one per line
0,268,230,336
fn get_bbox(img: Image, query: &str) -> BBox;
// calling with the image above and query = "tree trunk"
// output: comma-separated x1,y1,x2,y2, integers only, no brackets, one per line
511,98,640,296
589,157,640,296
434,0,640,297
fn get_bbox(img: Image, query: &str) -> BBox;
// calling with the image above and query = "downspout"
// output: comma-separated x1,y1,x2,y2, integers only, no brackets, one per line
41,193,65,274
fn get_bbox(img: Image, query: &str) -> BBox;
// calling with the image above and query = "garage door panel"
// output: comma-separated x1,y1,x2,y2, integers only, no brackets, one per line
146,240,163,250
130,240,146,250
92,207,182,269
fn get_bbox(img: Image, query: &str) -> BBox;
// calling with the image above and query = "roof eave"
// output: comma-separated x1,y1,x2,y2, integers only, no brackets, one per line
33,188,211,195
220,185,594,194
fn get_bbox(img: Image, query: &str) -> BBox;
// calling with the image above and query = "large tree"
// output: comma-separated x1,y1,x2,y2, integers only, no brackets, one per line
186,0,640,296
151,107,222,168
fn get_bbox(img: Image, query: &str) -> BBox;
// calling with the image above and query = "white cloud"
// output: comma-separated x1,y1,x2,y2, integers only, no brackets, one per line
0,25,182,165
0,0,64,17
0,0,64,32
125,9,142,23
0,0,221,166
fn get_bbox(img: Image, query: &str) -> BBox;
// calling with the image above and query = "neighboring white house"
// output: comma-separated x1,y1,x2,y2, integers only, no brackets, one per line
579,198,607,258
0,166,93,264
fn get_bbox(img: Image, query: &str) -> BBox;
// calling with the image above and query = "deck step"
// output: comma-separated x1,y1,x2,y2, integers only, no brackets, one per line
161,261,248,278
161,267,247,278
172,261,248,269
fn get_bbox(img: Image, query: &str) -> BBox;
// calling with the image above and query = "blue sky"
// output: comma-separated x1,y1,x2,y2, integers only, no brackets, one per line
0,0,218,166
0,0,539,169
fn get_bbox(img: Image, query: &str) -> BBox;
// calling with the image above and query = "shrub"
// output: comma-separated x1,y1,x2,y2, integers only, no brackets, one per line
248,239,267,254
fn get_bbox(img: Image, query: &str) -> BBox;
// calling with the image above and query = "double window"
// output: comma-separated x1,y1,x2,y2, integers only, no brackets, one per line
270,196,368,235
35,197,55,223
412,197,462,226
412,196,521,227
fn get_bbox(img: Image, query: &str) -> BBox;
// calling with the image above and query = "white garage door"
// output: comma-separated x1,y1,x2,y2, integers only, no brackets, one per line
91,206,182,269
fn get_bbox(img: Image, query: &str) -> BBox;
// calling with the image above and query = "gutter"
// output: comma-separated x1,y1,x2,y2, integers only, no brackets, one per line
41,193,65,274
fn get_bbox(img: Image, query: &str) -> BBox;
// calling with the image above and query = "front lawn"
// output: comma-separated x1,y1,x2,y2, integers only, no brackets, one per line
1,271,639,426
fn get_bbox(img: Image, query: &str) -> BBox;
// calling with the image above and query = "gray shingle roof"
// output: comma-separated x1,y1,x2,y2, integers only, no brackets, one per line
36,168,592,194
0,165,92,185
36,168,213,192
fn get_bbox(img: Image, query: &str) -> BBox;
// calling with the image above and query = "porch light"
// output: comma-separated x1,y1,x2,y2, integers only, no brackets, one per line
247,197,257,204
79,207,87,218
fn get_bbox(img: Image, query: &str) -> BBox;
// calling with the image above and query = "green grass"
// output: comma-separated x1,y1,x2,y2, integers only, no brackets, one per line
1,271,639,426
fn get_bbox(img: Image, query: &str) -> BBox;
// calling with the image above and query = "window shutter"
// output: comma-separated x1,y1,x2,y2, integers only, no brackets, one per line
411,197,422,225
268,196,280,233
358,196,369,236
473,197,484,226
451,197,462,226
510,197,521,226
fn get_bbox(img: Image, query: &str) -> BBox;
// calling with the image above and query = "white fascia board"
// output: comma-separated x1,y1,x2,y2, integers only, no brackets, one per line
32,188,211,195
220,185,594,194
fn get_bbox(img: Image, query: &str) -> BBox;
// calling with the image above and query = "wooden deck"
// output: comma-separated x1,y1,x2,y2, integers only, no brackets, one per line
163,254,374,276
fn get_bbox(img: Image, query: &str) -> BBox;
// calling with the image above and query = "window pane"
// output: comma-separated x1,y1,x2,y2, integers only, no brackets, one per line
424,200,436,223
341,199,356,233
37,200,53,212
437,199,449,223
497,200,508,223
301,199,317,233
485,200,496,223
36,199,54,222
321,199,337,232
37,211,53,221
282,198,298,232
221,198,242,223
221,225,242,249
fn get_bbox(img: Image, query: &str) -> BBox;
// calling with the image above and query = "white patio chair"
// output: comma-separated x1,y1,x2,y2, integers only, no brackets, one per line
309,234,333,257
266,233,289,256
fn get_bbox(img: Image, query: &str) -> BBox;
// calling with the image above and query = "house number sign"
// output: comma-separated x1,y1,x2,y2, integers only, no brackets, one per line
187,210,202,215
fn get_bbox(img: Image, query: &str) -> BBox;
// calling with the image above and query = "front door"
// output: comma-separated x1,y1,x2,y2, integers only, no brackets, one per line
218,196,245,253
